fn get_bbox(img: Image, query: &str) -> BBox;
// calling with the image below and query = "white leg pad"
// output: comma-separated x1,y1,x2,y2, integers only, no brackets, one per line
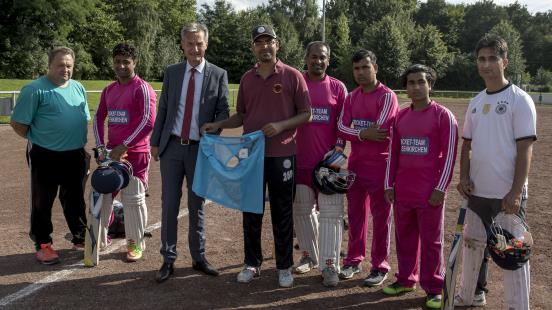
121,176,147,250
293,184,319,265
458,208,487,305
99,194,113,249
497,214,531,310
318,193,344,272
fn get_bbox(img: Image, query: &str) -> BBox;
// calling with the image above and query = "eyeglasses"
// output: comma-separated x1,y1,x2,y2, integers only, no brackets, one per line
253,39,276,47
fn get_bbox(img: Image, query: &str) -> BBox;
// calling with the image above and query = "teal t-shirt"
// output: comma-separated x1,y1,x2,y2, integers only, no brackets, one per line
11,76,90,151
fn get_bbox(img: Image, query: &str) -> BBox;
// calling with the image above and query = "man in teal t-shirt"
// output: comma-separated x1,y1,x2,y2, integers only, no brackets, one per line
10,46,91,265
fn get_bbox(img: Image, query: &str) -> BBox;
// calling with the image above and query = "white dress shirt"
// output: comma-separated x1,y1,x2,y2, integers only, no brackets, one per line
171,59,205,140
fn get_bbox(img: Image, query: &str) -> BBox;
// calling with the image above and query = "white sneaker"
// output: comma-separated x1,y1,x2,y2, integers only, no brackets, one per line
294,254,317,274
322,267,339,287
454,292,487,307
237,265,260,283
278,268,294,288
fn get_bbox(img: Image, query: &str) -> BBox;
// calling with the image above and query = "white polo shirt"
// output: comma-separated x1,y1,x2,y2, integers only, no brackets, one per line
463,83,537,199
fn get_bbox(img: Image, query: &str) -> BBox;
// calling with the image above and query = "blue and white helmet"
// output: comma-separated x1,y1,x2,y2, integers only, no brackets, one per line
91,159,133,194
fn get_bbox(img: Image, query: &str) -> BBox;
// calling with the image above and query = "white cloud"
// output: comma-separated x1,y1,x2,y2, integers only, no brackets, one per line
197,0,552,14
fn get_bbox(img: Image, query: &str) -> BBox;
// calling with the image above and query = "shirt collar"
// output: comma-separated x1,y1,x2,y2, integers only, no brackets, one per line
254,59,283,75
187,59,206,74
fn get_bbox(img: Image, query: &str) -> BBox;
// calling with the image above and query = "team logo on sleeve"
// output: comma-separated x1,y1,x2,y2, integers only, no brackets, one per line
273,83,282,93
352,119,373,129
311,107,331,124
400,137,429,155
108,109,129,124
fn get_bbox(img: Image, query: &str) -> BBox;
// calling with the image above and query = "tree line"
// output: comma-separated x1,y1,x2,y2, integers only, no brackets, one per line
1,0,552,91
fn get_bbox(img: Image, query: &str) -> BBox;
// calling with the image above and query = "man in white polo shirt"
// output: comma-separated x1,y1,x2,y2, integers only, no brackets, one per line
455,34,536,310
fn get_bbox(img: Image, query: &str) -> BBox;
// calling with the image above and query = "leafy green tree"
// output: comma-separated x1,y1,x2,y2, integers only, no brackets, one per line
415,0,465,47
439,52,480,90
532,67,552,92
0,0,98,78
200,0,251,82
408,24,451,76
360,16,410,87
489,20,526,86
70,1,124,80
459,0,507,53
327,12,354,88
266,0,320,45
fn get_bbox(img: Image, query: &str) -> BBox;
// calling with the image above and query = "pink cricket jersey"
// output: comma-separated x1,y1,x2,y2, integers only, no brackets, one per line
385,101,458,204
296,73,347,170
337,82,398,174
94,75,157,153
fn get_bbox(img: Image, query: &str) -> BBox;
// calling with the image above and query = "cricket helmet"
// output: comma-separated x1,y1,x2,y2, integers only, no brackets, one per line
312,160,356,195
91,159,133,194
487,213,532,270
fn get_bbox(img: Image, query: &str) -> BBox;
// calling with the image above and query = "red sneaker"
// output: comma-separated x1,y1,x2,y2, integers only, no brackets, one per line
36,243,60,265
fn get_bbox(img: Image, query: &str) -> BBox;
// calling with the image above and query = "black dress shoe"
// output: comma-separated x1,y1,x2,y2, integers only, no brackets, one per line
156,262,174,283
192,259,220,276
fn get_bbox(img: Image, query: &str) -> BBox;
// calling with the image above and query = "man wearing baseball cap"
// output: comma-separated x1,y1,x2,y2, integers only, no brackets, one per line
201,24,311,288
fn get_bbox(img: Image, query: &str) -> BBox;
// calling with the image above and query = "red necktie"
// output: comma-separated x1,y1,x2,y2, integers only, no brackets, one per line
180,67,196,140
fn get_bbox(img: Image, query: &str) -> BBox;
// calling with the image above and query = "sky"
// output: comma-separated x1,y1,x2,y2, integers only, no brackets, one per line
196,0,552,14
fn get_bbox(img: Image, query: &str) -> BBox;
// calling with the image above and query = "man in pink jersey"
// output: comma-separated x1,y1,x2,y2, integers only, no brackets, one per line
382,64,458,309
337,49,398,286
93,43,156,262
293,41,348,287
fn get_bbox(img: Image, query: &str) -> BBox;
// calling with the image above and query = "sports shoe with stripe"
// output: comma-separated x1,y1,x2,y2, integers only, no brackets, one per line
126,240,143,262
278,268,294,288
293,252,317,274
237,265,260,283
338,264,361,279
382,281,416,295
36,243,60,265
322,266,339,287
454,292,487,307
363,269,388,287
426,294,443,309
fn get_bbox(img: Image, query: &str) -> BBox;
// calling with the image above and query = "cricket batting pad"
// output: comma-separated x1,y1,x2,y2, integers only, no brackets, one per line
121,176,147,250
498,214,531,310
318,193,344,271
458,208,487,306
99,194,114,249
293,184,319,265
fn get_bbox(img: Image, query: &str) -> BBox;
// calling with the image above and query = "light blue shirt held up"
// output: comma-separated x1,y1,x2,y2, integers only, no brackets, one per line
193,131,265,214
11,76,90,151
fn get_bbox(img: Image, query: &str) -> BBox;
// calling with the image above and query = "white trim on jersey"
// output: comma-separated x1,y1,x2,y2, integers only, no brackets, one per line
436,108,458,192
124,83,151,146
377,92,392,126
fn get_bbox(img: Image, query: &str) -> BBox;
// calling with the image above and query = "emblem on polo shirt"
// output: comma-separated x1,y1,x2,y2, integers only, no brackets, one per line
283,159,292,169
273,83,282,93
495,103,507,115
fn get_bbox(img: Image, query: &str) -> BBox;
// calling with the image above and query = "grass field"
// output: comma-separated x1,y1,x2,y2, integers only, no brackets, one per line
0,79,239,124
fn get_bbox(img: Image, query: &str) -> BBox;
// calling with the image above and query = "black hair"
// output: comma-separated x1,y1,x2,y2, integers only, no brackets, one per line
305,41,331,58
401,64,437,88
475,34,508,59
112,43,138,60
352,49,377,64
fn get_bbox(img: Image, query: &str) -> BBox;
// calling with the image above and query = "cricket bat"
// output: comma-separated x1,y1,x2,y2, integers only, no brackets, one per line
84,190,103,267
442,199,468,309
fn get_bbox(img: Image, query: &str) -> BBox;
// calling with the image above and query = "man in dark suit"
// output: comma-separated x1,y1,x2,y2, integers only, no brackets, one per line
151,22,229,282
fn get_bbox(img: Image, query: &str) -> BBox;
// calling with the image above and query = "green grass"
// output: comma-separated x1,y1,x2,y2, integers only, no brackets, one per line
0,79,239,123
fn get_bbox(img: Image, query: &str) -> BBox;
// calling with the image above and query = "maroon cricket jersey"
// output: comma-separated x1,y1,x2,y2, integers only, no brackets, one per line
236,60,311,157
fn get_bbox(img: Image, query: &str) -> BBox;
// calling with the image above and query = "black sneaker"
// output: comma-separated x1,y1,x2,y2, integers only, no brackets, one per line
363,269,388,287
